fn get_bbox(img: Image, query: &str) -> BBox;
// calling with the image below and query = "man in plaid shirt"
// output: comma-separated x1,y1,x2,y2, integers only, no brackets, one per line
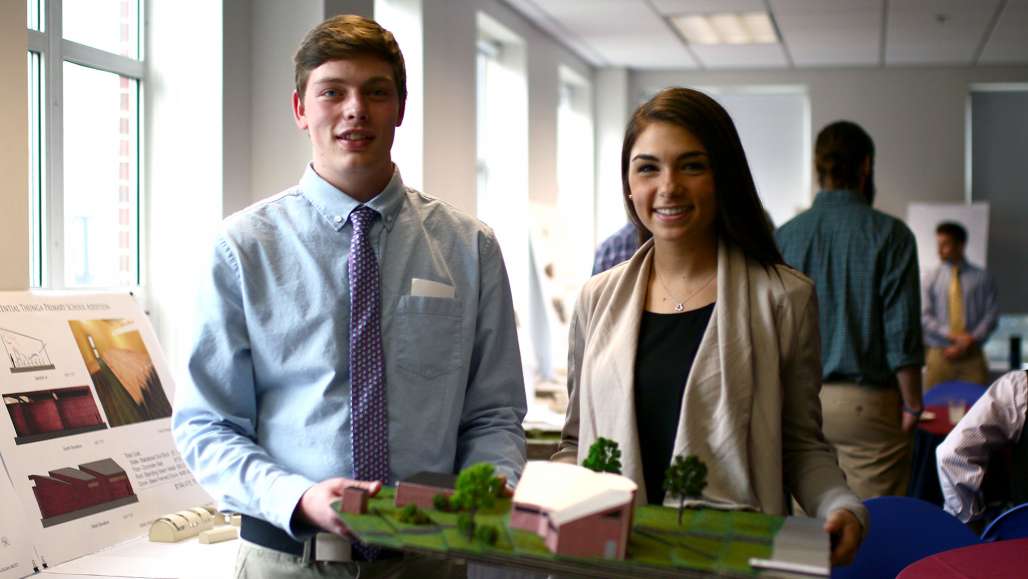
591,223,639,275
776,120,924,500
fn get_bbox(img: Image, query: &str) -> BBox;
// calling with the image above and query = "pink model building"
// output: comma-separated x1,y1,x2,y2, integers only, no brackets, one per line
395,471,456,509
511,461,637,560
340,486,368,514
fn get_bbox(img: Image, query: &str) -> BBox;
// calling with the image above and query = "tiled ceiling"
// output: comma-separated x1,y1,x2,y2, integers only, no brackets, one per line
503,0,1028,69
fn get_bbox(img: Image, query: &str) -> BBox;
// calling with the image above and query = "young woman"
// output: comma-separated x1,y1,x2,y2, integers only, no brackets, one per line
554,88,865,566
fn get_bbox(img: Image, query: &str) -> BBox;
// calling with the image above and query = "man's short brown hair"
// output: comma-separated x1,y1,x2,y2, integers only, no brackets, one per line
815,120,875,192
294,14,407,105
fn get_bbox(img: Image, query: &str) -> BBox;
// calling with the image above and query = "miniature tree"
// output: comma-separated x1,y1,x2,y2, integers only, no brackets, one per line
396,503,432,525
664,454,708,525
456,512,474,539
582,437,622,474
475,523,499,546
432,493,452,512
451,463,503,540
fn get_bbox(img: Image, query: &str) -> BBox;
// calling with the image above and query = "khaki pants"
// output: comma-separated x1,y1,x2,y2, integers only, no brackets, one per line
819,383,912,500
924,346,989,391
234,540,466,579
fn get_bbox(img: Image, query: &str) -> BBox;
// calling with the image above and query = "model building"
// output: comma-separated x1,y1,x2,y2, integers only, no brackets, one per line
395,471,456,509
511,461,637,560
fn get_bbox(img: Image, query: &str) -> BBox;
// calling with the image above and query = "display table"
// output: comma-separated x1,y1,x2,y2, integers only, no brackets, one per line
35,534,238,579
897,537,1028,578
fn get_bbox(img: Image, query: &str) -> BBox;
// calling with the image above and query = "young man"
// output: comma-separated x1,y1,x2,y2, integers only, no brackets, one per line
922,221,998,390
937,370,1027,523
775,121,924,500
172,15,527,577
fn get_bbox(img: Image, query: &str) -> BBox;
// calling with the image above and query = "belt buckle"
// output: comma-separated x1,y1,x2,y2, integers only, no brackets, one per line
314,533,352,562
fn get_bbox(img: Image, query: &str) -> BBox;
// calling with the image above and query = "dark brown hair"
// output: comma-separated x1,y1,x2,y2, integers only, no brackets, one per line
936,221,968,245
294,14,407,105
814,120,874,193
620,87,782,268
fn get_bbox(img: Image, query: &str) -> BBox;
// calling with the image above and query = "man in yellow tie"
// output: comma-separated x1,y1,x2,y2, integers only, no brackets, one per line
922,221,999,390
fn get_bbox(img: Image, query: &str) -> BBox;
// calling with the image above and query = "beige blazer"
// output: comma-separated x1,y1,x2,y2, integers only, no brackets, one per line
555,239,866,525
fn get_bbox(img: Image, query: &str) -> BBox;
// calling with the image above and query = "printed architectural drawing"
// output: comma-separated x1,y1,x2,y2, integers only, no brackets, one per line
0,327,55,373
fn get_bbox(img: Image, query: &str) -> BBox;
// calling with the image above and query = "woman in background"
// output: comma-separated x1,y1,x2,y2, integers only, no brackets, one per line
553,87,865,566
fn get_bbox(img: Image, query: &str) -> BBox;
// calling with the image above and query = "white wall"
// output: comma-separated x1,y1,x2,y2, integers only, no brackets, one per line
230,0,591,214
631,66,1028,220
0,1,28,290
247,0,325,200
222,0,253,216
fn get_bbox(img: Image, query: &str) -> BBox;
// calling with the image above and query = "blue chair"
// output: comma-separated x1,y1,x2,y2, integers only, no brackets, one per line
923,380,987,407
981,503,1028,542
832,496,979,579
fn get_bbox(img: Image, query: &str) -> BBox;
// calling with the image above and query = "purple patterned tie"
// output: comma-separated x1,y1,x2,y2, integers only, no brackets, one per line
349,206,390,485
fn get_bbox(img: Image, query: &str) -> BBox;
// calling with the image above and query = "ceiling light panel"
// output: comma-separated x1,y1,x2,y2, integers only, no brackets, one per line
672,12,778,45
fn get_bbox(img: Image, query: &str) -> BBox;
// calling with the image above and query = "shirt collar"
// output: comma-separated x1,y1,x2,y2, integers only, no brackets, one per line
298,164,406,232
812,189,868,207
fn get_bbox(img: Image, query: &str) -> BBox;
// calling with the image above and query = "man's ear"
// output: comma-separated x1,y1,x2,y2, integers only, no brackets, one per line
292,90,308,130
396,98,406,127
860,156,871,179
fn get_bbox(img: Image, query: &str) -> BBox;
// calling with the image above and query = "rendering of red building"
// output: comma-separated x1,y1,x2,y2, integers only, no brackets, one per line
5,386,107,444
79,458,134,499
28,458,138,527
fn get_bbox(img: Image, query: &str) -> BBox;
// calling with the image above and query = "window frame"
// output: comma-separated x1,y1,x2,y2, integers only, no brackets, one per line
26,0,145,289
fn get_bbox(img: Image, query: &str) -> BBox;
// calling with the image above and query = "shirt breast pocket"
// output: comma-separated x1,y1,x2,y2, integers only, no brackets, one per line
394,295,464,380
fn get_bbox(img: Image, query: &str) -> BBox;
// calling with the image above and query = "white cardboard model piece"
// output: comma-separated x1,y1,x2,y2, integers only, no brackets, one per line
511,461,637,560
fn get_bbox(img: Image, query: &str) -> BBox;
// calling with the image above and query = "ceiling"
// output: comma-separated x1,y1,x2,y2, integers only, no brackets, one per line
503,0,1028,70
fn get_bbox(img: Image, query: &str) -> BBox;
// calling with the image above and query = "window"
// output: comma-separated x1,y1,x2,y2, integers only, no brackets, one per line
475,12,535,390
26,0,144,289
554,67,594,300
527,67,594,390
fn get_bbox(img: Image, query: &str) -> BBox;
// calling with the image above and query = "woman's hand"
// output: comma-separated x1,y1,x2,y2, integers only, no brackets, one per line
824,508,863,567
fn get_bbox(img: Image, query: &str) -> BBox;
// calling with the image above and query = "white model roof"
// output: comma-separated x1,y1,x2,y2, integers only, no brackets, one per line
513,461,636,527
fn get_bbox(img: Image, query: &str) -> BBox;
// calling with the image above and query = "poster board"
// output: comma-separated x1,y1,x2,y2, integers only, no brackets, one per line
0,291,210,569
906,202,990,276
0,470,36,579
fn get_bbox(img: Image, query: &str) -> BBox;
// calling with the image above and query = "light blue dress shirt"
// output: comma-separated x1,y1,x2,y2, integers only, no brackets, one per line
172,165,527,538
922,260,999,347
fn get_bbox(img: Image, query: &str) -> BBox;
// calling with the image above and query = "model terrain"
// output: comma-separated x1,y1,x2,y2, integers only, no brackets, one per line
335,460,788,576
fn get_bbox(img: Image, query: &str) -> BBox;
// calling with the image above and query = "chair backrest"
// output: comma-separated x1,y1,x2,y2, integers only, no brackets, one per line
981,502,1028,542
831,496,979,579
924,380,987,407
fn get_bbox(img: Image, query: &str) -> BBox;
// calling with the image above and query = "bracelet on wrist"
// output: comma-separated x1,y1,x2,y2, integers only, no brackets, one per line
902,404,924,417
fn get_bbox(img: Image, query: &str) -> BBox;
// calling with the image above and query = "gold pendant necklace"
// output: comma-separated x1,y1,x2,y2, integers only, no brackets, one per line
655,268,716,312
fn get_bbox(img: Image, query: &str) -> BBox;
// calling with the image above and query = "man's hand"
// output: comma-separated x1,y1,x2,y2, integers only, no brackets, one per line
824,508,863,567
901,409,920,433
294,478,382,535
944,332,975,359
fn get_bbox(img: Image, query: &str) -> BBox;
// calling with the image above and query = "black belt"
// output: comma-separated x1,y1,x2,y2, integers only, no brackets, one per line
240,514,401,562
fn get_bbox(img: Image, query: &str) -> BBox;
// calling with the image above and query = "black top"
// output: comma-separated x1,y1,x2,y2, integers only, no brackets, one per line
634,302,715,505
